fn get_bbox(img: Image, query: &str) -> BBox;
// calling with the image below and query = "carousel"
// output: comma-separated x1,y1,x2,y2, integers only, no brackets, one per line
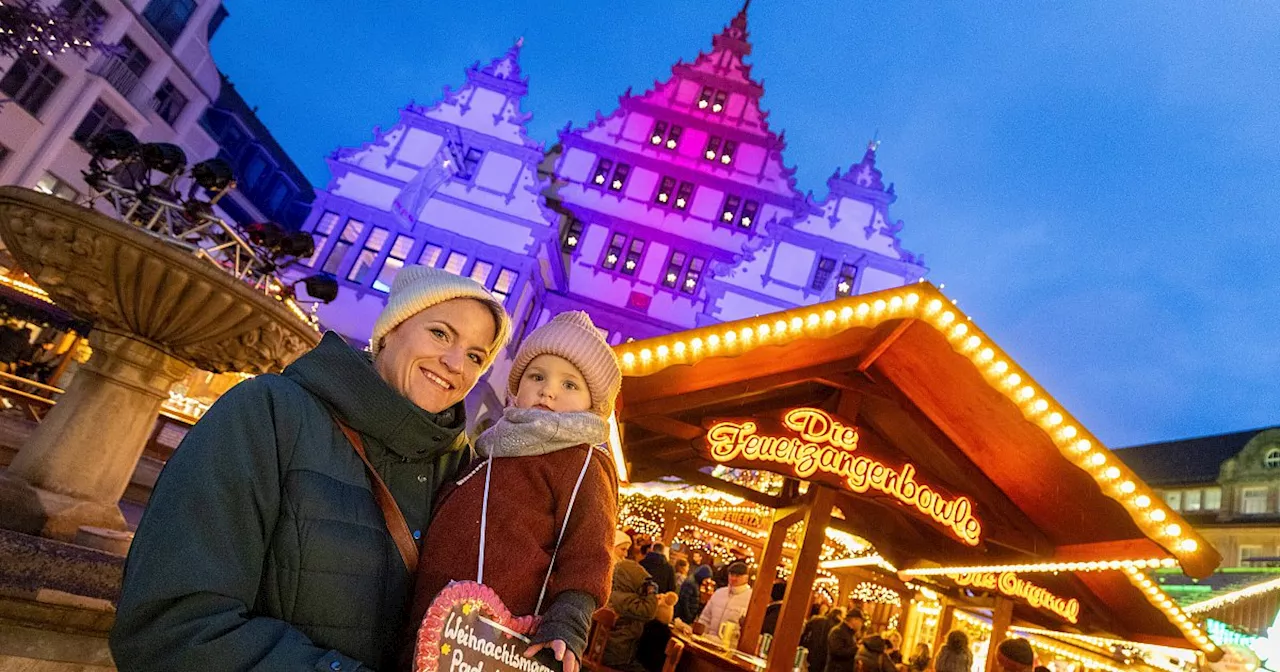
601,282,1224,672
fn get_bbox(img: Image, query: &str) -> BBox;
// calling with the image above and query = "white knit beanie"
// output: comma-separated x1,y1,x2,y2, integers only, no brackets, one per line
370,265,513,361
507,311,621,417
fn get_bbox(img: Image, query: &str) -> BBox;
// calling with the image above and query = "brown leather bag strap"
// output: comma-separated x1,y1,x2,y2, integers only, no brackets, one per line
334,418,419,573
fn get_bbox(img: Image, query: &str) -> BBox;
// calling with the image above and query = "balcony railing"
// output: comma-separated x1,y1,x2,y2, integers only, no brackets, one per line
87,55,153,114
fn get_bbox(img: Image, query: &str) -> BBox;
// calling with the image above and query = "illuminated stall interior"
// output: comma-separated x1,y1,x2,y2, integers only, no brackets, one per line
611,283,1224,672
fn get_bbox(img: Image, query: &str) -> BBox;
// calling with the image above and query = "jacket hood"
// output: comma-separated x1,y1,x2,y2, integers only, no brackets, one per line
611,559,652,594
283,331,466,460
692,565,713,582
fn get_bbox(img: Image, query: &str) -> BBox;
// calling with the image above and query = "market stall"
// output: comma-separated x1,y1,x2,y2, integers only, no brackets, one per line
611,282,1224,672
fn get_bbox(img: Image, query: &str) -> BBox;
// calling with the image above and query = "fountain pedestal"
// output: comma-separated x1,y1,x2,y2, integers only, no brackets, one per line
0,187,318,541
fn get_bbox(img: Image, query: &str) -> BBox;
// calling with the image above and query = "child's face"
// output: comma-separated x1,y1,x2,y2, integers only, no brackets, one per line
514,354,592,413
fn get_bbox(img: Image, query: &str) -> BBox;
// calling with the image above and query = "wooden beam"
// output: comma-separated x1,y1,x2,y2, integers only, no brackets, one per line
985,597,1015,672
740,507,799,654
814,372,897,404
856,319,915,372
1050,539,1171,563
623,361,856,419
667,465,791,510
627,414,704,441
767,486,836,672
932,599,956,658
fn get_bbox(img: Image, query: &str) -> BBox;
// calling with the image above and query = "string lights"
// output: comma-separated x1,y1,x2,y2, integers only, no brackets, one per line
614,283,1212,569
852,581,902,606
1183,576,1280,614
1123,567,1218,657
900,558,1178,576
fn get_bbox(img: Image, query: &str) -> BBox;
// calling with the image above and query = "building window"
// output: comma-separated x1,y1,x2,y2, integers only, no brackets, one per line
72,100,127,147
449,143,484,181
719,140,738,165
719,195,759,229
443,251,467,275
673,181,694,210
119,37,152,78
491,268,518,302
649,120,682,150
372,234,414,292
419,243,444,267
810,257,836,291
697,86,729,113
142,0,196,45
1266,449,1280,469
835,264,857,297
34,172,78,201
307,212,341,267
0,55,65,116
591,158,612,187
1241,545,1265,565
1183,489,1202,512
1241,486,1268,515
654,177,676,206
152,80,188,126
589,158,630,192
601,233,625,271
347,228,389,284
662,251,705,294
621,238,645,275
60,0,108,24
562,219,583,252
654,178,693,210
469,260,493,286
704,137,721,161
1204,487,1222,510
608,163,630,192
322,219,364,276
1163,491,1182,511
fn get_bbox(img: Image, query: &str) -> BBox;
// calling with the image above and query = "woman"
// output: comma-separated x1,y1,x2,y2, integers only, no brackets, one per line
110,267,512,671
934,631,973,672
909,643,932,672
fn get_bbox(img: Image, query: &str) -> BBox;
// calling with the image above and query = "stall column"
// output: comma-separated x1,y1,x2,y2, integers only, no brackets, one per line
767,486,835,672
983,597,1014,672
740,503,805,654
931,599,956,657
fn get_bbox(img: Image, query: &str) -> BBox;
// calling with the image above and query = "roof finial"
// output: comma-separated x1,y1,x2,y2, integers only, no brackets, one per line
515,36,524,49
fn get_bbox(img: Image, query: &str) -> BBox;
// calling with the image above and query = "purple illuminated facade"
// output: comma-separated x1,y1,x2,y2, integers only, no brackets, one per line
291,7,926,427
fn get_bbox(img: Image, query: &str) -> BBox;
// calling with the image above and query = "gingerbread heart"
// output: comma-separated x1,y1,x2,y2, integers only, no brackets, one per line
414,581,559,672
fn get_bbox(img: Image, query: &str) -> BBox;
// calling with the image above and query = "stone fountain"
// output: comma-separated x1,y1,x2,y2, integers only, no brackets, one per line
0,186,320,541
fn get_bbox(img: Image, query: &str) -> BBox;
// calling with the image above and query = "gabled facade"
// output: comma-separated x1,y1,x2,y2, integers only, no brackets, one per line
297,6,930,429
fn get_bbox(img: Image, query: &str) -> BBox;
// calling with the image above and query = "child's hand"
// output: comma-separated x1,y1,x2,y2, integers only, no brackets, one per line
524,640,578,672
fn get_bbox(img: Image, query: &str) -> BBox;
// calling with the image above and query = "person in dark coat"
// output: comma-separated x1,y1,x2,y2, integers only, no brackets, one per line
640,542,677,594
934,630,973,672
802,606,843,672
676,564,714,624
826,610,865,672
110,268,513,672
855,636,898,672
994,638,1035,672
760,580,788,635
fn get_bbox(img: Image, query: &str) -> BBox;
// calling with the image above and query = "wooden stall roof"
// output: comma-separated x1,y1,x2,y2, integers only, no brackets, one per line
613,282,1221,655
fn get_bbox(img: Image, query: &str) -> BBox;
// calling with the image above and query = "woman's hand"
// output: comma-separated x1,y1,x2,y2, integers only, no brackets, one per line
524,640,579,672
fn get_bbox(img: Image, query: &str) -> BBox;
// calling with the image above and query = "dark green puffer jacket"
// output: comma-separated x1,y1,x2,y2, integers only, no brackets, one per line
111,332,474,671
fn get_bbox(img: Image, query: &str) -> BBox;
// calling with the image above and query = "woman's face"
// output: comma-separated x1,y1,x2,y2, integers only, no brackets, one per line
375,299,498,413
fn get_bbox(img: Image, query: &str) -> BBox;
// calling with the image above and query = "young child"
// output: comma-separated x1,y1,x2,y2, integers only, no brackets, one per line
409,311,621,672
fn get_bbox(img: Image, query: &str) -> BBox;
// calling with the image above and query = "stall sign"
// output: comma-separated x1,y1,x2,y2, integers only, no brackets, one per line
949,572,1081,624
703,407,983,546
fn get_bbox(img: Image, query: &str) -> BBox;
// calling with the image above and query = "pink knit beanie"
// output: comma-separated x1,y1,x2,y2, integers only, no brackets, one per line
507,311,621,417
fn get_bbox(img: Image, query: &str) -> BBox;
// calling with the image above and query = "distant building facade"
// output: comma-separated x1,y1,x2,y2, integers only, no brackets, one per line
1117,427,1280,567
0,0,230,200
199,76,314,229
292,7,928,428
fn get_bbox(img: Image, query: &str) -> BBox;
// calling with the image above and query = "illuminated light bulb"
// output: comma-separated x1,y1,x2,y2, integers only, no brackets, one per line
1004,373,1022,388
675,198,687,208
807,313,820,327
666,139,677,149
622,352,636,366
651,135,662,144
594,175,606,185
1032,399,1049,413
889,296,903,310
823,309,836,323
1180,539,1199,552
1149,509,1167,522
906,293,920,307
951,324,968,339
791,317,803,330
1107,560,1121,570
857,303,870,317
666,272,677,282
758,324,770,337
1017,386,1035,401
739,327,752,341
566,235,578,247
624,260,636,270
1089,452,1106,467
721,155,731,164
658,193,669,203
708,334,720,348
927,299,943,314
977,348,994,362
673,341,686,355
1161,558,1177,567
740,216,751,226
964,335,981,350
1164,523,1182,537
705,150,716,159
1104,466,1120,480
698,100,709,109
1074,439,1092,453
612,179,622,189
640,348,652,361
1120,481,1136,494
775,320,787,333
992,361,1008,374
691,337,703,350
1059,426,1077,439
722,211,734,221
840,306,854,320
874,299,887,312
712,103,723,112
1045,412,1062,425
939,311,956,326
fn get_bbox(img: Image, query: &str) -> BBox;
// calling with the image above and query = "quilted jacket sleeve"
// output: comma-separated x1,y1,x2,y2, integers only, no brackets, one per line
110,378,368,672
